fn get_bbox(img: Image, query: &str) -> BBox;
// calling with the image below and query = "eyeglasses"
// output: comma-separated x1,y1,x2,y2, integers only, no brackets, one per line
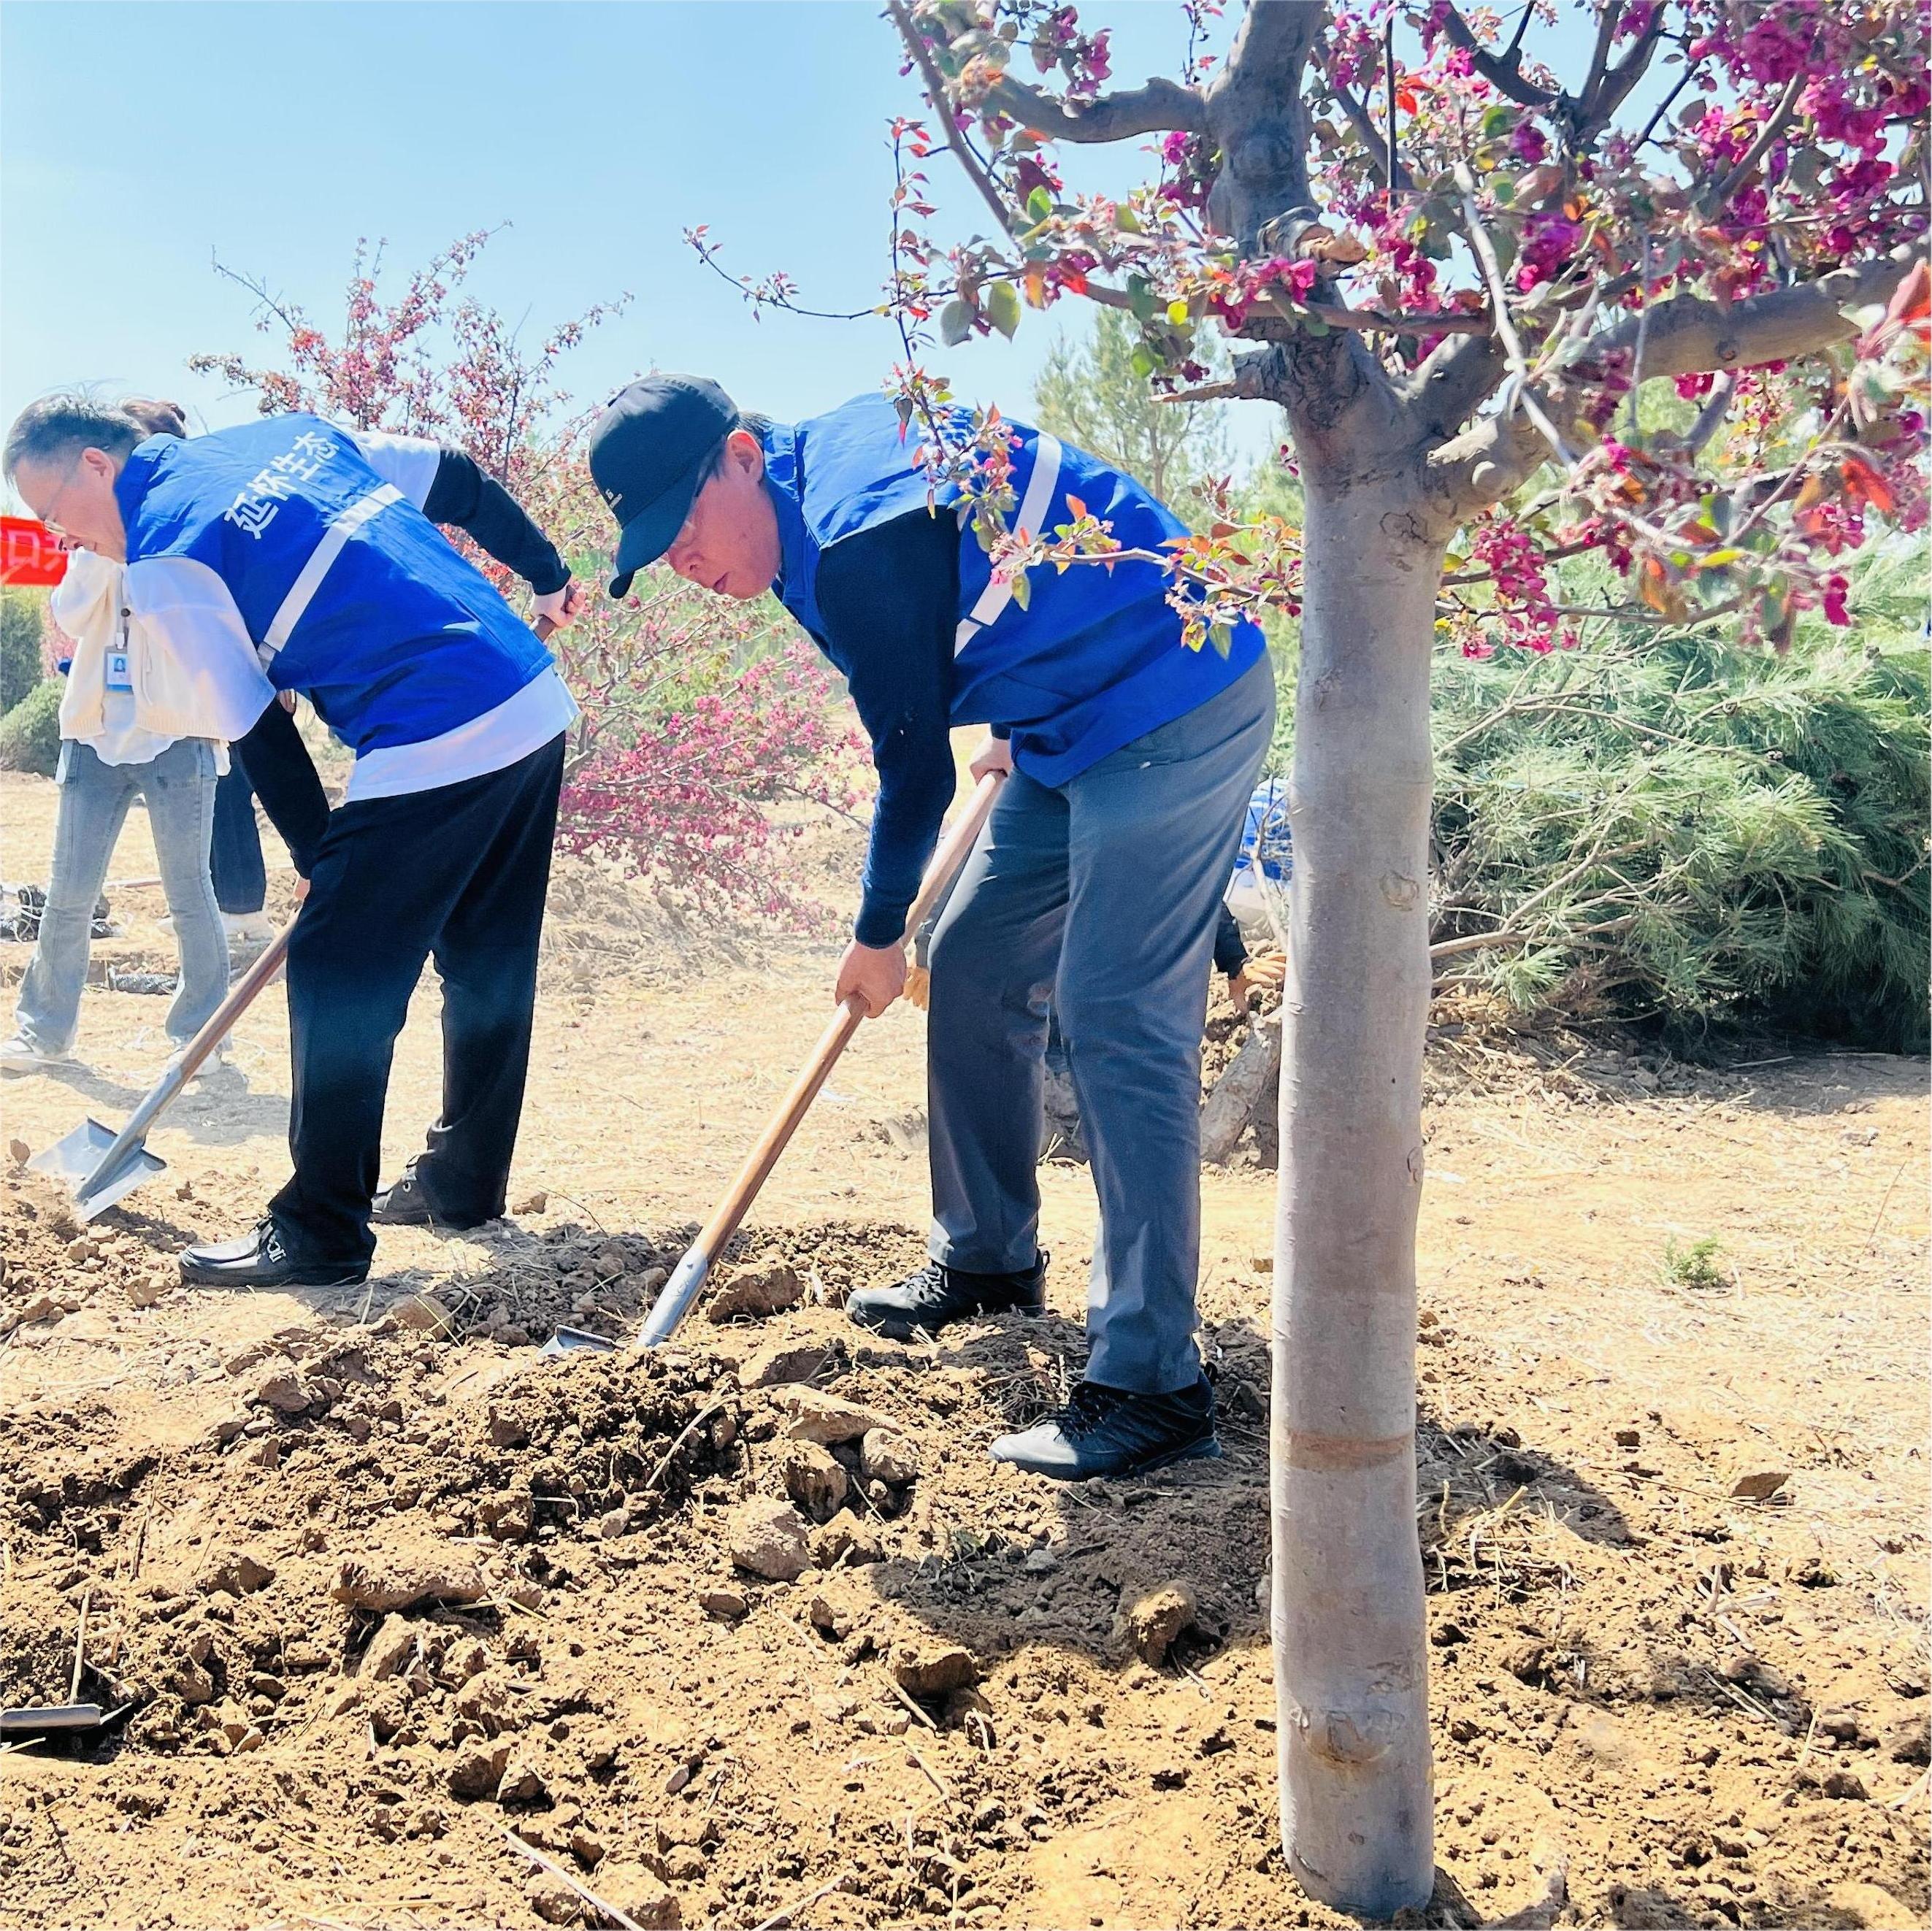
31,456,87,539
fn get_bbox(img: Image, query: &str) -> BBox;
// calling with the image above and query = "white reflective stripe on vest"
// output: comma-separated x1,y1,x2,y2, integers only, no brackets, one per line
954,432,1062,657
259,483,405,662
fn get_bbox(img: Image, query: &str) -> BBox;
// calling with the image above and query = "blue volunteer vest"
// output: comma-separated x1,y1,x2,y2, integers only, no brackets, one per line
761,395,1265,784
116,415,551,755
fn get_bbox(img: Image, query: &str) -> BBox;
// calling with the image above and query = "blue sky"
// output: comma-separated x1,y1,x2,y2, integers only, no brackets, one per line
2,2,1613,482
1,3,1208,448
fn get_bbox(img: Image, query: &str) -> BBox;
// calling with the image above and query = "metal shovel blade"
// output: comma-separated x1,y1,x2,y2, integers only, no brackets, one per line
537,1325,620,1359
28,1119,166,1221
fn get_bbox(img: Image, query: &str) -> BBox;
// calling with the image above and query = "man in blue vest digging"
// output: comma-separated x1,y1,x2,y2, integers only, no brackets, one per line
589,377,1273,1480
4,395,581,1289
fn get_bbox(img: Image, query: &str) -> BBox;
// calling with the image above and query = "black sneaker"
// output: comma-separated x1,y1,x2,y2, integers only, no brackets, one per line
846,1251,1049,1341
180,1217,369,1290
370,1162,439,1229
370,1162,497,1232
989,1373,1222,1480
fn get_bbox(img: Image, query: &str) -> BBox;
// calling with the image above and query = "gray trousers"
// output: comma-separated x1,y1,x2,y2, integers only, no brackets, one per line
927,654,1275,1394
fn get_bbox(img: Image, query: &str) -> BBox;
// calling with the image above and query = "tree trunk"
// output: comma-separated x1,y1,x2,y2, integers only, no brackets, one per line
1272,478,1441,1915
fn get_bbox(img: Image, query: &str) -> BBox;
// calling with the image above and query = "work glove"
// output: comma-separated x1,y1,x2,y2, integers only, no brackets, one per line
1228,945,1286,1013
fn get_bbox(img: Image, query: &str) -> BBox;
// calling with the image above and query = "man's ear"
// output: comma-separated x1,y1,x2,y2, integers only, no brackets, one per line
725,428,764,483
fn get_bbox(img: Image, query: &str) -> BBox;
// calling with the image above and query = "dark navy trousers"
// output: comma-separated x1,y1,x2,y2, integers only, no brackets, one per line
926,656,1274,1393
271,734,562,1260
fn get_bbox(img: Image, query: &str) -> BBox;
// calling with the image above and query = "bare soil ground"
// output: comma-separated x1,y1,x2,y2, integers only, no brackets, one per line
0,769,1926,1931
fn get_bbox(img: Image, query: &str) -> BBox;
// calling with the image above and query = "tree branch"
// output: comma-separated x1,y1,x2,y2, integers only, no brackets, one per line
888,1,1021,241
1576,14,1667,142
1203,0,1323,253
1586,242,1923,379
1437,4,1557,110
1313,34,1411,191
1708,72,1806,207
984,73,1205,143
1452,162,1582,464
1579,1,1625,113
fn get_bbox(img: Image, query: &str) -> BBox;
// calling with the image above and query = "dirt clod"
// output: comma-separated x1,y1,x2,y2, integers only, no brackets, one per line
780,1439,849,1519
740,1340,831,1388
773,1387,889,1444
596,1865,682,1928
447,1740,511,1800
705,1262,803,1323
524,1873,582,1924
858,1427,918,1486
726,1499,812,1581
810,1509,883,1568
332,1546,486,1613
1122,1579,1199,1665
889,1640,975,1697
359,1615,418,1681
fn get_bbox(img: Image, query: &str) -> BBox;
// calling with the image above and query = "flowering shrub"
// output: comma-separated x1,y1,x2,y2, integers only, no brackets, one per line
193,233,868,924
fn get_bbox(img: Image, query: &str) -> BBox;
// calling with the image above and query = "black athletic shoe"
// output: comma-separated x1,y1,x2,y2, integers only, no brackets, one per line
369,1163,440,1229
180,1217,369,1290
989,1373,1222,1480
846,1251,1049,1341
370,1162,498,1232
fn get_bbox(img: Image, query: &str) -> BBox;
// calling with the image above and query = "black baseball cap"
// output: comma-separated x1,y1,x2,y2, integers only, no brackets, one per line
589,374,738,596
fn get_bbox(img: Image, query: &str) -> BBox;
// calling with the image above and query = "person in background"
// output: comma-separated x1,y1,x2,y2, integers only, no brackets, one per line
2,392,582,1286
1214,902,1285,1013
0,396,231,1077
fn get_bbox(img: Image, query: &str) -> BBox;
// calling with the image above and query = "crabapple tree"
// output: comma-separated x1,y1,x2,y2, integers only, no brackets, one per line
729,0,1925,1910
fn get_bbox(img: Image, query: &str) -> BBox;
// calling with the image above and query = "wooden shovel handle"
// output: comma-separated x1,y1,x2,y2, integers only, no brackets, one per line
681,771,1005,1281
143,924,291,1107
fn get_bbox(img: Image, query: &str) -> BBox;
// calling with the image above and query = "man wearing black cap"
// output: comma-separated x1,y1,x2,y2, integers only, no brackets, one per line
589,377,1273,1483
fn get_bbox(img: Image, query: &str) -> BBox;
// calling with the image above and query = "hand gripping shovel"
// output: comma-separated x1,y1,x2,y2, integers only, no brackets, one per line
30,922,293,1220
543,769,1007,1357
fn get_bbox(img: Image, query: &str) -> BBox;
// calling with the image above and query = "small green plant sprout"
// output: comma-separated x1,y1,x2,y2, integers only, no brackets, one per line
1662,1235,1732,1294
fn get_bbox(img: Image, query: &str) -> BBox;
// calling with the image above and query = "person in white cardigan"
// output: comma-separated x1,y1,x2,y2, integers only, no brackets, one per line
1,398,260,1075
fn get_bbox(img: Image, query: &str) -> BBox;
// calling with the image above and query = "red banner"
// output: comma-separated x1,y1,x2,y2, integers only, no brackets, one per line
0,518,69,588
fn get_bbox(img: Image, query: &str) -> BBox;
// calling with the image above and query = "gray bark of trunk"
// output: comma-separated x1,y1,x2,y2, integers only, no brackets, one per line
1272,480,1441,1915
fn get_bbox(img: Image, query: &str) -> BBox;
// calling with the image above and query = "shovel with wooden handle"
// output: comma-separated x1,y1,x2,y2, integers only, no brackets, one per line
543,768,1006,1356
30,921,294,1220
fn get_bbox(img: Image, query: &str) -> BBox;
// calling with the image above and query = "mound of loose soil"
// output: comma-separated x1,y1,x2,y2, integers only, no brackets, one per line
0,1179,1925,1930
1,1165,177,1340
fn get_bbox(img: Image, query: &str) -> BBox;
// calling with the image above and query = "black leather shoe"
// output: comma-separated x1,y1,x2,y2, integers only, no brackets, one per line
846,1251,1049,1341
990,1373,1222,1480
180,1218,369,1289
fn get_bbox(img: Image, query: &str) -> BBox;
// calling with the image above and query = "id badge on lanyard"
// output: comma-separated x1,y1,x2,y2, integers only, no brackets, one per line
107,610,134,694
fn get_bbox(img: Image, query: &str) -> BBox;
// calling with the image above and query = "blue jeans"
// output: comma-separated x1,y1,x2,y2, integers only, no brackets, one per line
15,738,229,1054
927,653,1276,1394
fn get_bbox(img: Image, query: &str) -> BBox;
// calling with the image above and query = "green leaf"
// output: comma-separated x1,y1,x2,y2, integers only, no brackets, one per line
1125,275,1159,323
1481,104,1515,141
985,281,1022,339
1027,186,1054,223
1130,344,1157,379
938,298,975,348
1009,567,1032,611
1209,620,1233,659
